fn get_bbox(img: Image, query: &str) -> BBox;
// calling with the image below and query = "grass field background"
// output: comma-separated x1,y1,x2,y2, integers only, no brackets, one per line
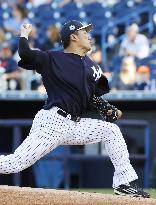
71,189,156,199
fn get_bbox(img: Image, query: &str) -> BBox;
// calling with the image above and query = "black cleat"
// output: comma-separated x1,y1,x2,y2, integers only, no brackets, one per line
114,181,150,198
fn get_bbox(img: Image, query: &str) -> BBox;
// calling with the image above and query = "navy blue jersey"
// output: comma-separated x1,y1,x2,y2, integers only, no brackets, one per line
18,38,109,116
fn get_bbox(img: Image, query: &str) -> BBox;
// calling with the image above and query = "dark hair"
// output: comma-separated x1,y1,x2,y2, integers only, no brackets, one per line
15,5,27,18
62,36,71,49
62,31,79,49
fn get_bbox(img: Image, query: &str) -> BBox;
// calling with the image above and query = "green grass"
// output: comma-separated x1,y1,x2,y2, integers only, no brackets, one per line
71,189,156,199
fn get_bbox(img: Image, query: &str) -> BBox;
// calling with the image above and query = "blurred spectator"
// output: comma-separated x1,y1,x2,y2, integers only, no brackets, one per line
134,65,155,90
58,0,72,7
29,25,40,48
13,26,39,62
0,0,26,7
90,45,104,69
41,25,61,51
57,0,119,7
111,56,137,90
30,70,43,90
90,45,113,82
119,24,150,59
28,0,52,7
15,40,42,90
0,42,21,90
73,0,118,5
4,5,27,36
135,0,143,3
0,28,6,43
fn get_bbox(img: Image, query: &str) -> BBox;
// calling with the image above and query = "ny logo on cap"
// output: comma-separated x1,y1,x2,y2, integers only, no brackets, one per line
69,25,75,31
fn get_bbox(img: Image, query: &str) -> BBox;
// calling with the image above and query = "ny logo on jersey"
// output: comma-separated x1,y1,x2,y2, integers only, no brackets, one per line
91,65,102,81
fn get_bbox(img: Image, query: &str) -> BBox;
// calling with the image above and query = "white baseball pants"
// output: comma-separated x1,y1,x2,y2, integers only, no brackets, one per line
0,106,138,188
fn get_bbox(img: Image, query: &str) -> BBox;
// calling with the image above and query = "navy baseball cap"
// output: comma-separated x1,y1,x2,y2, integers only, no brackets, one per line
60,20,92,42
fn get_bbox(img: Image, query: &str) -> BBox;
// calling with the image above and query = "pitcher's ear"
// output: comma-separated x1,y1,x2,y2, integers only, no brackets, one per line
70,33,78,41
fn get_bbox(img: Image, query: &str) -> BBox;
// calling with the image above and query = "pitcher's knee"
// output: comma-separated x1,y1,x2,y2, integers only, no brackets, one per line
8,162,31,174
0,154,33,174
14,157,35,173
0,157,24,174
4,166,23,174
11,162,29,173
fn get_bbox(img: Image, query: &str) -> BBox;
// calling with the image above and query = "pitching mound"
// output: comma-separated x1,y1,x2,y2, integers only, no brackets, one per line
0,186,155,205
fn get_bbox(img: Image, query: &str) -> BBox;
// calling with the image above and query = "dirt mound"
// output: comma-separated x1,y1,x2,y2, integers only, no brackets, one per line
0,185,155,205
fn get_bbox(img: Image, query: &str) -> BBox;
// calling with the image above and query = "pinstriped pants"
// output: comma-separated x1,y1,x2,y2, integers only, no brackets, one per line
0,106,138,188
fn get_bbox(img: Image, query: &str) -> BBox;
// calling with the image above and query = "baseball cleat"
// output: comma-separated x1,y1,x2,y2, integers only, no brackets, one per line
114,181,150,198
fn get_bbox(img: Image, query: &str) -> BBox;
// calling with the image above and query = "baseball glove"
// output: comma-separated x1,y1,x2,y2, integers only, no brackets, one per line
91,95,118,123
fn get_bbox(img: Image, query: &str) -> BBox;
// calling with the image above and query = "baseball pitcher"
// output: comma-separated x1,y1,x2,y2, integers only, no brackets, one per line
0,20,150,198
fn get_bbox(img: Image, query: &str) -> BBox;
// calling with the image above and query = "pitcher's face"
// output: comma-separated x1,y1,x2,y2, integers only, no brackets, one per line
75,29,92,51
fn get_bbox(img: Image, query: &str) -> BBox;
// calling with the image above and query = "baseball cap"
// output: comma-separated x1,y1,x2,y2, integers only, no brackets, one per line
137,65,150,74
60,20,92,43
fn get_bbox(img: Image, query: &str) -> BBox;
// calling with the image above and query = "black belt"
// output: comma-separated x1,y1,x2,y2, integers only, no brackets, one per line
57,109,81,122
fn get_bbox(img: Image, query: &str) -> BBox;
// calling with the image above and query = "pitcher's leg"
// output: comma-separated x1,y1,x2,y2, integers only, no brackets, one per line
0,107,72,174
0,129,61,174
63,118,138,188
103,123,138,188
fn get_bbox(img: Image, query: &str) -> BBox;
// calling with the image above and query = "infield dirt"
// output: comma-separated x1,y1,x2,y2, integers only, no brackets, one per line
0,185,155,205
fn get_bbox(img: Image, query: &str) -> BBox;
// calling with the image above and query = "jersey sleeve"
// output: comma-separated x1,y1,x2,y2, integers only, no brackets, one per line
94,74,110,96
18,37,47,74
